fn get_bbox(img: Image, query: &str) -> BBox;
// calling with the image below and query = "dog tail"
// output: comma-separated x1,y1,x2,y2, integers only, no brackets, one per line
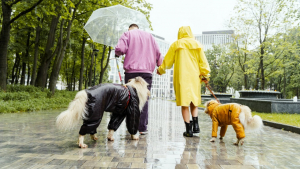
239,105,263,131
56,90,88,131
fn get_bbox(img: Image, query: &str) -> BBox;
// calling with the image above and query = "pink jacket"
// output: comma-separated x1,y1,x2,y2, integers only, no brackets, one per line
115,29,163,74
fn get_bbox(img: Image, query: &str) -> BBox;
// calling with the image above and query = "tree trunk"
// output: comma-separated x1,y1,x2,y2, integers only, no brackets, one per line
99,45,110,84
15,62,22,84
48,19,65,93
27,64,31,85
35,13,60,88
78,37,86,90
244,74,248,90
88,48,95,87
20,30,31,85
11,52,20,84
30,18,42,85
283,67,286,99
85,67,88,89
71,57,76,91
0,2,12,90
49,6,77,94
260,46,265,90
99,46,112,84
20,53,26,85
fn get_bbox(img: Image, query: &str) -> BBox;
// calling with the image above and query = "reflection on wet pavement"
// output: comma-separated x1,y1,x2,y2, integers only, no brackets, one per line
0,98,300,169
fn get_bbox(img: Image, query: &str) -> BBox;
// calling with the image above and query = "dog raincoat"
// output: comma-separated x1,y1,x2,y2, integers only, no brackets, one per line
206,101,245,139
79,84,140,135
158,26,210,106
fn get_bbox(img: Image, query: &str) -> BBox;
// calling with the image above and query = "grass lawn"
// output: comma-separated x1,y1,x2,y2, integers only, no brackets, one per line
252,112,300,127
0,85,76,113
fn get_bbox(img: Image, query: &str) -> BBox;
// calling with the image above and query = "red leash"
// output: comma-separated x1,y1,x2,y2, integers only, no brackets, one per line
202,76,220,103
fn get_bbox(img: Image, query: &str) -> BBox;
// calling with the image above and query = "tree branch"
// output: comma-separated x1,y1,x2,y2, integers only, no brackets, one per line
9,0,44,24
9,0,22,6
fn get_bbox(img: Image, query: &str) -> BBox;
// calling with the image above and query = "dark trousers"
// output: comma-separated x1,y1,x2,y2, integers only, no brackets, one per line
125,72,152,132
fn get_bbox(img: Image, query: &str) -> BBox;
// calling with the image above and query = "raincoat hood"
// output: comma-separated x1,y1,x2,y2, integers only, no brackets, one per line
206,100,221,117
157,26,211,106
178,26,194,40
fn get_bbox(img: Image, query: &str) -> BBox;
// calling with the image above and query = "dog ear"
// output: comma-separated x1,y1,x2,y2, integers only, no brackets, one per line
135,77,141,82
204,100,210,107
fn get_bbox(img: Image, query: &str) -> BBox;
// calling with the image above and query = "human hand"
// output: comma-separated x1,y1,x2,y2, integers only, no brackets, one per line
201,77,208,84
157,69,161,75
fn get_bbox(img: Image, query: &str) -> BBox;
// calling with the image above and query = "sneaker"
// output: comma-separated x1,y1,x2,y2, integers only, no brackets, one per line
139,130,148,135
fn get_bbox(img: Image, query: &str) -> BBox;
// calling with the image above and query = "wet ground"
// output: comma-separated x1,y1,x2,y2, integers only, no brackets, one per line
0,98,300,169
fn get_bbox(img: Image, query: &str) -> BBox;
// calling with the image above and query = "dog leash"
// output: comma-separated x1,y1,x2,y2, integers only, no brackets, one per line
201,76,220,103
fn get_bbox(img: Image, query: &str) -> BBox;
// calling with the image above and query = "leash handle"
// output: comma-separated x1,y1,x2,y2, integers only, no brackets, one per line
201,76,220,103
115,57,123,85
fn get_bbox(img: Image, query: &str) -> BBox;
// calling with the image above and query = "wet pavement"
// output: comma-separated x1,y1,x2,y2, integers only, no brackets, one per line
0,98,300,169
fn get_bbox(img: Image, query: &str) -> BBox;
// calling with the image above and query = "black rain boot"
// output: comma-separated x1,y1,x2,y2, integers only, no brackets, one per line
192,117,200,133
183,121,193,137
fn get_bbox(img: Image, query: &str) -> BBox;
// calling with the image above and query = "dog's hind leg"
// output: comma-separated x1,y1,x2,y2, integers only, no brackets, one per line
107,130,114,141
90,134,98,141
131,134,139,140
78,135,88,148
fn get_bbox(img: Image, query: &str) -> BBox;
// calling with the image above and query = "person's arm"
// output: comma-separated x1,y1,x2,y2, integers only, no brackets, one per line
157,43,175,75
115,32,129,56
154,40,163,66
199,46,211,81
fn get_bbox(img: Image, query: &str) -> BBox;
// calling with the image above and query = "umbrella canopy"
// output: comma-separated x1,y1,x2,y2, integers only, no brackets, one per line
84,4,150,47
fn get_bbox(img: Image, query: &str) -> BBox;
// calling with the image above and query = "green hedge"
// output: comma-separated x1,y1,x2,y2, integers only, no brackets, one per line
0,85,77,113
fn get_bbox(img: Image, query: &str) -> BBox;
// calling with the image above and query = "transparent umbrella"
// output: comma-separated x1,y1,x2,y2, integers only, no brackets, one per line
84,4,150,47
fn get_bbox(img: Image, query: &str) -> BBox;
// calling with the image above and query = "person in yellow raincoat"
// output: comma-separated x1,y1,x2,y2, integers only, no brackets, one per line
157,26,210,137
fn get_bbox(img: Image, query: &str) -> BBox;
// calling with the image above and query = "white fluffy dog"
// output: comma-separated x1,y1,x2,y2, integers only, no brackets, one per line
204,100,263,145
56,77,150,148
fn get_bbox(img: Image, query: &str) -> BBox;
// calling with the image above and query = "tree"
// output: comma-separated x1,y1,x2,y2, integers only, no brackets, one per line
0,0,44,90
206,44,235,93
230,0,299,90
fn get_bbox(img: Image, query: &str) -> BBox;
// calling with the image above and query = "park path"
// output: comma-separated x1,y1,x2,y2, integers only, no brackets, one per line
0,98,300,169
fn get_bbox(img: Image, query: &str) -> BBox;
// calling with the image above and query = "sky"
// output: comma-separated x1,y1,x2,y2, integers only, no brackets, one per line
147,0,237,43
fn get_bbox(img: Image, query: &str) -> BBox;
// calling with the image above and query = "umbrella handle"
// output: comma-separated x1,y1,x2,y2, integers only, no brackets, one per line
115,57,123,85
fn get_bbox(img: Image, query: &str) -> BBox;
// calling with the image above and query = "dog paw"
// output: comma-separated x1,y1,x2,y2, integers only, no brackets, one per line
219,137,223,140
90,135,98,141
107,130,114,141
79,143,88,148
107,135,114,141
210,138,216,142
240,139,244,145
131,135,139,140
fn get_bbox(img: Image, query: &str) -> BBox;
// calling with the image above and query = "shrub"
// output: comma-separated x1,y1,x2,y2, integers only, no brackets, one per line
0,85,77,113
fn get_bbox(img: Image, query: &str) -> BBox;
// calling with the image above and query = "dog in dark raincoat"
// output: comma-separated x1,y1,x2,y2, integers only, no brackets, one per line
56,77,150,148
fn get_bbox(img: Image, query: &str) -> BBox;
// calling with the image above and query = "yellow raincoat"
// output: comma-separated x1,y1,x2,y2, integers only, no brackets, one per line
206,101,245,139
158,26,210,106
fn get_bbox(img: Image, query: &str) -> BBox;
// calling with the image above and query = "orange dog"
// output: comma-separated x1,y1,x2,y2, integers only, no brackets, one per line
204,100,263,145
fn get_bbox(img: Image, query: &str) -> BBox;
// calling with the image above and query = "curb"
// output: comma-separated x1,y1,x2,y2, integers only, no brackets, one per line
262,120,300,134
198,107,300,134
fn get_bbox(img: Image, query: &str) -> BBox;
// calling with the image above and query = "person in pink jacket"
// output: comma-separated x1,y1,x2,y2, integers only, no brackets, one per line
115,24,163,135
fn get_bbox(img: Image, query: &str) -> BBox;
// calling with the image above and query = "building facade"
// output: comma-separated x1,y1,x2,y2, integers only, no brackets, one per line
108,33,174,98
195,30,234,51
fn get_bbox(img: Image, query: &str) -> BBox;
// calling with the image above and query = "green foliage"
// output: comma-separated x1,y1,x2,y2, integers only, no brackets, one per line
5,0,153,93
253,112,300,127
0,85,76,113
205,44,236,92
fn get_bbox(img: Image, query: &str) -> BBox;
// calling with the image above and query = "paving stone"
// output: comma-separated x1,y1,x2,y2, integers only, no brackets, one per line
1,99,300,169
